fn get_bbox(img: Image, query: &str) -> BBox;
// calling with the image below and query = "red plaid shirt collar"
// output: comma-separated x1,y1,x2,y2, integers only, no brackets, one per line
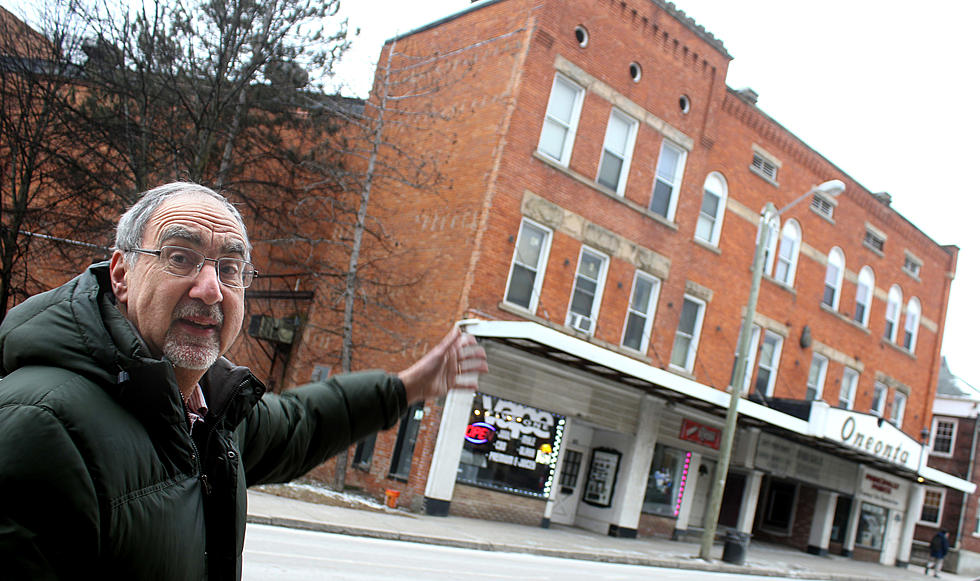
185,383,208,432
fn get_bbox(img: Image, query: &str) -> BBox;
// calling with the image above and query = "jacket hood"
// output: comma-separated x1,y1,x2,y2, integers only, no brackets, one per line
0,261,152,385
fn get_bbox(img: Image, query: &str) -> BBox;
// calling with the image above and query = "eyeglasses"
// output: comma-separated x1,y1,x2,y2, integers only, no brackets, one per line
129,245,258,289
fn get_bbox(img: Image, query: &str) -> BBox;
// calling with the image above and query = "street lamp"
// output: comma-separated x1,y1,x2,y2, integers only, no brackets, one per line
697,179,845,561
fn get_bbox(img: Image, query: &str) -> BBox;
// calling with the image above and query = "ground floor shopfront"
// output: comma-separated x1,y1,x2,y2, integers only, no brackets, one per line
421,321,975,567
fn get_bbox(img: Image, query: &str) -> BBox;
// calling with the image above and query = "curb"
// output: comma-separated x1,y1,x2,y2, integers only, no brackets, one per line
246,514,876,580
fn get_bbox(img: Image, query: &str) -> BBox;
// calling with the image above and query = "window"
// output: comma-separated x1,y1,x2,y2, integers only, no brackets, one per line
311,364,331,382
352,434,375,470
903,297,921,352
806,354,829,400
884,285,903,342
864,228,885,253
650,141,686,220
596,109,638,194
753,331,783,397
730,324,761,392
766,219,801,286
870,382,887,417
566,247,608,334
856,503,887,549
504,219,552,312
811,194,835,219
931,418,957,456
389,403,425,480
904,253,922,278
538,74,584,165
695,172,728,245
854,266,874,326
839,368,859,410
920,488,945,525
622,271,661,353
643,444,688,516
822,247,845,309
751,151,778,182
891,391,907,426
670,296,705,372
558,449,583,490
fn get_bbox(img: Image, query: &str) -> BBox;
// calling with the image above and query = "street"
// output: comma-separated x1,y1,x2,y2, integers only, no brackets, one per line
243,524,828,580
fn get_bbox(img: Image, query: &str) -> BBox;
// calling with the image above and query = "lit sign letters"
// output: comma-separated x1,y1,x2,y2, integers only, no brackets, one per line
465,422,496,445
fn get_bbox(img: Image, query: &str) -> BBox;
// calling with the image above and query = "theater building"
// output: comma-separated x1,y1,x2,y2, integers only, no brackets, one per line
291,0,974,566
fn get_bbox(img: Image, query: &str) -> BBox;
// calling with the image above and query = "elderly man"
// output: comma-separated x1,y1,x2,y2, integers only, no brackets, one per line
0,182,487,580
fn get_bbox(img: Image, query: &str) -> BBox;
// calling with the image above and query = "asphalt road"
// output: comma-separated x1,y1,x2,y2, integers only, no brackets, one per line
243,523,830,580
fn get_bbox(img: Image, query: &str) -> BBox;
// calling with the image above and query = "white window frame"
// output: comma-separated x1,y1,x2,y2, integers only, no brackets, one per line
729,324,761,393
854,266,874,327
670,295,706,373
919,487,946,526
870,382,887,417
753,330,783,397
503,218,553,313
695,172,728,246
884,285,903,343
806,354,829,401
565,246,609,335
621,271,661,353
931,417,957,457
596,108,638,195
649,140,687,221
891,391,907,427
839,367,859,410
766,219,802,286
537,74,585,166
903,297,921,353
822,247,845,310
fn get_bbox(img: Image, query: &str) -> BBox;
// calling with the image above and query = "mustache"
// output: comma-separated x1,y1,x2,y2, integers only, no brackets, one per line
173,301,223,325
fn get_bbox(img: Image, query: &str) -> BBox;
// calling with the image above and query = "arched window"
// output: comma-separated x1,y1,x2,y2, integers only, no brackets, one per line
903,297,921,352
822,247,845,310
854,266,874,326
695,172,728,246
766,219,801,286
884,285,903,342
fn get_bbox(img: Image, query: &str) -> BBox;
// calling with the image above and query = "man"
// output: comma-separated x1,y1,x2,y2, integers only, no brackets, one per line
925,529,949,577
0,182,487,580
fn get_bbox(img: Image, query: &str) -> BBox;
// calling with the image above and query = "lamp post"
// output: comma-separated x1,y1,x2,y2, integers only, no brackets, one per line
697,179,845,561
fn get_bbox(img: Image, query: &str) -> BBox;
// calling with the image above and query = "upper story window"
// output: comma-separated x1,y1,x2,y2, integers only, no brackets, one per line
695,172,728,246
839,367,859,410
810,194,835,219
566,246,608,334
863,226,886,254
621,271,661,353
920,487,945,525
670,295,705,373
870,382,887,417
537,74,585,166
596,108,638,195
650,141,686,220
854,266,875,327
765,219,802,286
504,219,552,313
805,354,829,401
750,151,779,182
931,418,957,457
903,297,921,352
890,391,907,427
884,285,903,343
730,324,760,393
903,252,922,279
753,330,783,397
822,247,845,310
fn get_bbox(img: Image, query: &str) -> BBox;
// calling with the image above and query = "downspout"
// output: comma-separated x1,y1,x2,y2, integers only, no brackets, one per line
955,402,980,548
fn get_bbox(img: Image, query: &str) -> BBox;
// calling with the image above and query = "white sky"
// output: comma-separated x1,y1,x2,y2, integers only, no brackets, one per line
4,0,977,386
333,0,980,387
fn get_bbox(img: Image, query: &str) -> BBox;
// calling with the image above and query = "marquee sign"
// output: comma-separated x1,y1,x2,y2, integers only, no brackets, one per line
821,408,922,471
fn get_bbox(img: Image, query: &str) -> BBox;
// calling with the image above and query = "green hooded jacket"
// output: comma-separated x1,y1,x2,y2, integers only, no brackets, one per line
0,263,408,580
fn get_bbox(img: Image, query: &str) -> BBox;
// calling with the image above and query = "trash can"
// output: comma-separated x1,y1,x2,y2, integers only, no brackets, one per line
721,530,750,565
384,489,400,508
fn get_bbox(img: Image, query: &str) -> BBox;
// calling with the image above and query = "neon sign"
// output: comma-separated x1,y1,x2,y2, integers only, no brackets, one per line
465,421,497,445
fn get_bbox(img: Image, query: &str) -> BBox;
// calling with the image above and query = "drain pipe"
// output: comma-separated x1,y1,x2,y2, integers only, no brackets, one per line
955,401,980,548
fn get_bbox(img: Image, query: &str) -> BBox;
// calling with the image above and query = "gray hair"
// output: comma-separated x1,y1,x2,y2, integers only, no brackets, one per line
115,182,251,265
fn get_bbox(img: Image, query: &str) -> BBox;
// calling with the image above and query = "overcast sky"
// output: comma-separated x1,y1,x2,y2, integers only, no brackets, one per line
332,0,980,388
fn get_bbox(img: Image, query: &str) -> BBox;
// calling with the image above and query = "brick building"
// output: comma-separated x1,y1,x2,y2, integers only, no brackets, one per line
295,0,978,567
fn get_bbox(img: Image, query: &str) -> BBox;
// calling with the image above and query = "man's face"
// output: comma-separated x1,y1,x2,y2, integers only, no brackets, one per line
111,194,247,370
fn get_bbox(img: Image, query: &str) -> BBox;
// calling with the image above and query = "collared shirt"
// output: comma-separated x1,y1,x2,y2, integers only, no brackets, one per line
185,384,208,433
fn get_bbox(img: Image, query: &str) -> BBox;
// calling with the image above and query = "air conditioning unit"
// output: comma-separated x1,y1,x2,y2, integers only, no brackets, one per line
568,313,593,333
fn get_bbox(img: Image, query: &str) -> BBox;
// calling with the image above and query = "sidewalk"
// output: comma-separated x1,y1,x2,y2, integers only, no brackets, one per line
246,489,975,581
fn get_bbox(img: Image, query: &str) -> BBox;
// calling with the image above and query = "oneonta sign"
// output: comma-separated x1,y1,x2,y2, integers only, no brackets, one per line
821,408,921,471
